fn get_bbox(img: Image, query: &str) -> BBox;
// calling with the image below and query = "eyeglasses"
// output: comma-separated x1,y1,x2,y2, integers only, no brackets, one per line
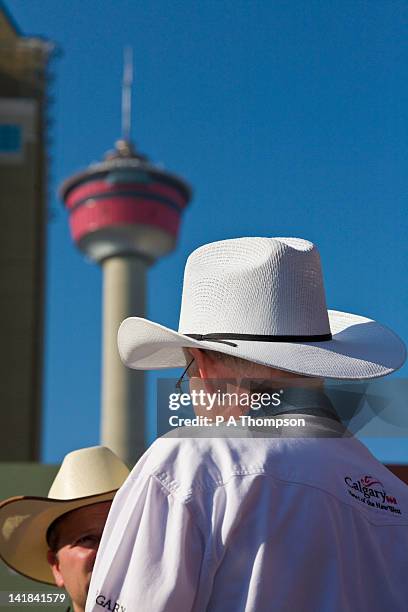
175,358,195,390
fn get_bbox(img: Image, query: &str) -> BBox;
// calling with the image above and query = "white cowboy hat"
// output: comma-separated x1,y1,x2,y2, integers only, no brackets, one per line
118,237,406,379
0,446,129,585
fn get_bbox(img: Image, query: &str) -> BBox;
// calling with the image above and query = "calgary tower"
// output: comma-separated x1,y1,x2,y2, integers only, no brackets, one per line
60,49,192,465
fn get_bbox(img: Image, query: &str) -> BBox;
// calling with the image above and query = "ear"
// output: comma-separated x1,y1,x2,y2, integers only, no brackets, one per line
188,348,242,400
189,348,238,380
185,350,218,402
47,550,65,588
188,349,226,396
188,349,212,379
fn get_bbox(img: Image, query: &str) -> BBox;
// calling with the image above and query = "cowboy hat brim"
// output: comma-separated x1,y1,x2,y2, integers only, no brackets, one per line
118,309,406,379
0,491,117,585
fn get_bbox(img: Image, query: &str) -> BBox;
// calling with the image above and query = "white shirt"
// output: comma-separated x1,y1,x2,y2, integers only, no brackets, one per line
86,417,408,611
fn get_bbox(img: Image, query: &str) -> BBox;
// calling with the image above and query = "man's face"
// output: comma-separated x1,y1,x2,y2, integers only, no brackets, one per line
47,501,111,612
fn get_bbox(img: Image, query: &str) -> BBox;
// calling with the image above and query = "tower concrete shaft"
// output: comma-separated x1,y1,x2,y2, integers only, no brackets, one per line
101,256,146,465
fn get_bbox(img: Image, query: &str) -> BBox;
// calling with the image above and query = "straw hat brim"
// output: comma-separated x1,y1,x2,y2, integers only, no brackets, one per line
118,309,406,379
0,491,117,585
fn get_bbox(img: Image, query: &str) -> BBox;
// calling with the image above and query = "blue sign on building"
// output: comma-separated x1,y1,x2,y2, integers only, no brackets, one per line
0,124,22,153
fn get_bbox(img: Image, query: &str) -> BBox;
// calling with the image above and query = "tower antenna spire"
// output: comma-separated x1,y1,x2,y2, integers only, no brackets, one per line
121,45,133,142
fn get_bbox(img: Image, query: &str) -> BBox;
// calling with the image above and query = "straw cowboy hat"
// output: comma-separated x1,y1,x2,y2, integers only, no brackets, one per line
118,237,406,379
0,446,129,585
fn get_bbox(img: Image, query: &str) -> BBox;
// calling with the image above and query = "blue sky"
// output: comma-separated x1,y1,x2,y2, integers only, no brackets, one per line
6,0,408,463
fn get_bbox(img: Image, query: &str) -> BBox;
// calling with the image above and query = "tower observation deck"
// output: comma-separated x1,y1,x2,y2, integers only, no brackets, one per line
60,139,191,265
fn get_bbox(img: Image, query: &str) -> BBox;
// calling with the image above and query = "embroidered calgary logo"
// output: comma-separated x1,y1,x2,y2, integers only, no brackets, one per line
344,474,401,515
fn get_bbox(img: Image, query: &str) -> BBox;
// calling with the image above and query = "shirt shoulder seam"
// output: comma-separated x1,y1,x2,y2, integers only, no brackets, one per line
151,469,407,526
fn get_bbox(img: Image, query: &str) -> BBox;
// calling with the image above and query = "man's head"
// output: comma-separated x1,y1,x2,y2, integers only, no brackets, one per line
0,446,129,608
46,502,111,612
183,348,323,418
